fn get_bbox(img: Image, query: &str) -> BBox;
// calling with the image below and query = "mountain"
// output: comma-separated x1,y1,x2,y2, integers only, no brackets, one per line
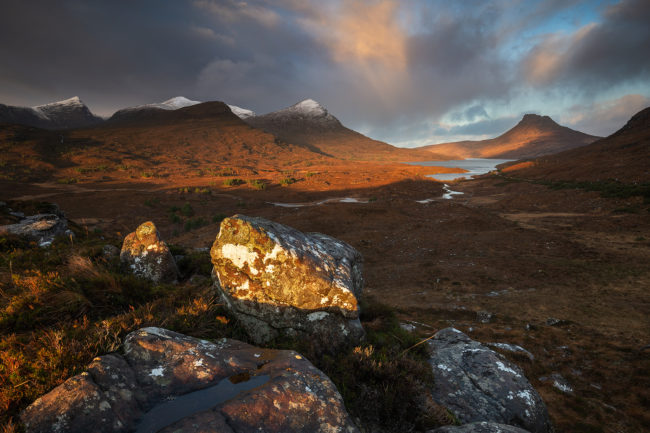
107,96,201,123
227,104,256,119
67,101,332,174
421,114,600,159
108,97,256,123
246,99,445,161
503,107,650,183
0,96,102,129
0,104,50,129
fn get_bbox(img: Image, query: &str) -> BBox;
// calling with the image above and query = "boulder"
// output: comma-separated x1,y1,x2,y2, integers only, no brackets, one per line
102,244,120,259
210,215,364,347
120,221,178,283
429,422,532,433
0,213,72,247
21,327,360,433
427,328,552,433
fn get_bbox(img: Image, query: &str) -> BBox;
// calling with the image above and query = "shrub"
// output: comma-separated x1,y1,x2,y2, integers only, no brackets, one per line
248,179,266,190
184,217,208,232
56,177,78,184
180,203,194,217
212,214,227,224
223,178,245,187
279,177,297,186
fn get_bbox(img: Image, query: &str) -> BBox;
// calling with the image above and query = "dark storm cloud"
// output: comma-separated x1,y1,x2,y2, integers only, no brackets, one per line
523,0,650,89
0,0,647,143
0,1,217,110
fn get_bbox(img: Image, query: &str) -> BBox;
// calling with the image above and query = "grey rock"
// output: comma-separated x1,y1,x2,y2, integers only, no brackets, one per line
0,213,72,247
22,327,359,433
210,215,364,348
477,311,494,324
539,373,573,394
120,221,178,283
427,328,552,433
102,244,120,259
429,421,531,433
545,318,565,326
486,343,535,361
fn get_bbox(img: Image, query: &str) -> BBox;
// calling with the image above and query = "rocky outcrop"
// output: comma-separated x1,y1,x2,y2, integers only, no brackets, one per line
427,328,552,433
210,215,364,347
120,221,178,283
21,327,359,433
0,213,72,247
429,422,532,433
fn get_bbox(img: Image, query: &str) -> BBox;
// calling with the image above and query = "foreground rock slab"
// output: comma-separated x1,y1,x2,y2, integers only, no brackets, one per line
429,422,532,433
427,328,552,433
0,213,72,247
211,215,364,347
120,221,178,283
21,327,359,433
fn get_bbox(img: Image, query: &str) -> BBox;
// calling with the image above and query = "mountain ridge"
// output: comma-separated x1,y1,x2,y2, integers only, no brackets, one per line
246,98,446,161
0,96,103,130
504,106,650,183
421,113,600,159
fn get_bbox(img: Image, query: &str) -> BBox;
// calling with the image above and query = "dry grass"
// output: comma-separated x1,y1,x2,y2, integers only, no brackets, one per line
0,213,449,432
0,223,239,429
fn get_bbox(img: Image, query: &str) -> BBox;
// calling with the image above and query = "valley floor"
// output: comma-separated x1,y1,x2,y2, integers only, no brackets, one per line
1,170,648,432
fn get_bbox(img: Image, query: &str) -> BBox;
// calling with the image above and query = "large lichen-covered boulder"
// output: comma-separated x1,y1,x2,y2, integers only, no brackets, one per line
210,215,364,347
120,221,178,283
428,422,532,433
21,327,360,433
427,328,552,433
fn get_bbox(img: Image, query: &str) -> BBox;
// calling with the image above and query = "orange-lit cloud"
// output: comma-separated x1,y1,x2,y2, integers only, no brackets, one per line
524,23,595,85
297,0,408,99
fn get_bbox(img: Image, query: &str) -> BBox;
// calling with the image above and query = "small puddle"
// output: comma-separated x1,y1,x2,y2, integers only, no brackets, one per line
134,374,270,433
269,197,369,208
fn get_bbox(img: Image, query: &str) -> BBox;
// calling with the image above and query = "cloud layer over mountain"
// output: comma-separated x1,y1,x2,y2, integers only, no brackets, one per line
1,0,648,146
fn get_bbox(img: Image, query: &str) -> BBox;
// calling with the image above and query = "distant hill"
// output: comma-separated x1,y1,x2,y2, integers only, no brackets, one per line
0,101,334,182
421,114,600,159
503,107,650,183
107,97,256,124
246,99,445,161
0,97,103,129
85,101,331,169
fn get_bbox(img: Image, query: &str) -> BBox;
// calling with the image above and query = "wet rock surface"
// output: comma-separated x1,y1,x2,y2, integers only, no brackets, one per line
429,421,532,433
211,215,364,347
21,327,359,433
0,213,72,247
120,221,178,283
427,328,552,433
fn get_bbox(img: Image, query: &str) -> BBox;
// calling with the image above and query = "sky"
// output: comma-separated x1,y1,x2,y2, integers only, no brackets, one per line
1,0,649,147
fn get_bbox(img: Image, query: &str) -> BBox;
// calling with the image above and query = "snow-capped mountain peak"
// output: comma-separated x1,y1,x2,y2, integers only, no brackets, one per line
160,96,201,110
15,96,103,129
290,99,328,116
227,104,256,119
33,96,85,110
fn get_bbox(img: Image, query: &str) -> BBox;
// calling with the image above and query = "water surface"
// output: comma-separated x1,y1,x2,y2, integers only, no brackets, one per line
406,158,514,181
135,374,270,433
